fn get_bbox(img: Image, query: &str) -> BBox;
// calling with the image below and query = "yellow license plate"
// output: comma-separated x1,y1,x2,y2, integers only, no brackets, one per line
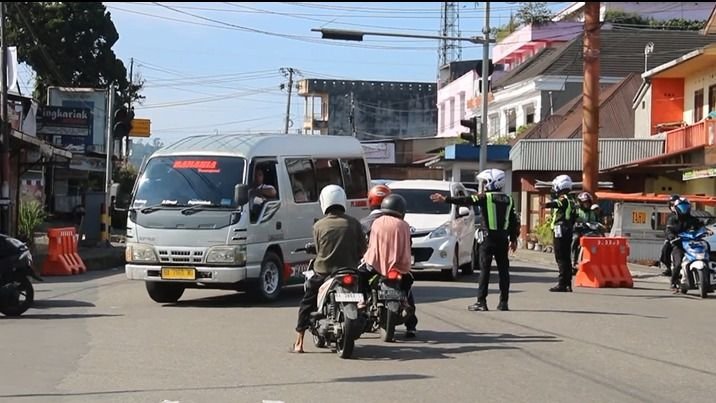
161,267,196,280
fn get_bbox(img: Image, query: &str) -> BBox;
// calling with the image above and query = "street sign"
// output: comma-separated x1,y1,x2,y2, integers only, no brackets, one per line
129,118,151,137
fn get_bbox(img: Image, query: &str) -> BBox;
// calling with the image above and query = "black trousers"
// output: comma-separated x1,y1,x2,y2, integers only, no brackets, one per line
554,230,573,287
660,240,673,269
671,246,684,286
477,236,510,303
296,272,327,333
571,232,583,266
402,274,418,331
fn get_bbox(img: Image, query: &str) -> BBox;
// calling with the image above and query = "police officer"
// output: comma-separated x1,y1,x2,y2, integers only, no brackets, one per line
430,169,518,311
544,175,576,292
659,194,681,277
572,192,599,272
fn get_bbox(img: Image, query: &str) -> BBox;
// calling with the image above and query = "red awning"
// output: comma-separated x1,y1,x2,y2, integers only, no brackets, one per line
596,191,716,206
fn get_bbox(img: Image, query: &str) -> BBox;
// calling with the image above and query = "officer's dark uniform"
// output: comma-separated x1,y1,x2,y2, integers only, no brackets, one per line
444,191,518,310
666,212,703,289
545,194,575,291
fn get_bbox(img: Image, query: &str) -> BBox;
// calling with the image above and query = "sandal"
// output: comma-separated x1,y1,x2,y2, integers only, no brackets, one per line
288,345,304,354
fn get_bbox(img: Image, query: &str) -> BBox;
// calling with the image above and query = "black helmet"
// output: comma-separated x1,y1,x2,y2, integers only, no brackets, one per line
380,194,407,218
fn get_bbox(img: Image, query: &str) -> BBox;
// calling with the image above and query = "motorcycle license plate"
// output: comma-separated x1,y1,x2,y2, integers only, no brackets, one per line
378,289,404,300
161,267,196,280
334,293,364,303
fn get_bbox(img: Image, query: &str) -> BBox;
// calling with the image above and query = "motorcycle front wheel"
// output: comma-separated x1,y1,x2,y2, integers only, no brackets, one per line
0,276,34,317
700,270,710,299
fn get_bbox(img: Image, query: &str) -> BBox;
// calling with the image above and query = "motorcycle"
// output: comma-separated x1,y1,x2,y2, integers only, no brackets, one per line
366,267,414,343
0,233,42,317
292,244,368,359
574,222,606,274
675,228,716,298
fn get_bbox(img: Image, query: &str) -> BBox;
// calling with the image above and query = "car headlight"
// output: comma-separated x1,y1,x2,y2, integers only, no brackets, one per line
126,244,158,263
429,223,451,239
206,246,246,265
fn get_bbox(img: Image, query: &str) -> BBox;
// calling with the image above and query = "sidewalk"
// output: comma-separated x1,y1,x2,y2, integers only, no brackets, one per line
512,249,668,283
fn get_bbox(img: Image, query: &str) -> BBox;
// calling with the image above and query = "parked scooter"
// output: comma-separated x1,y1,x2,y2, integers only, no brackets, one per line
292,243,368,359
0,233,42,316
675,228,716,298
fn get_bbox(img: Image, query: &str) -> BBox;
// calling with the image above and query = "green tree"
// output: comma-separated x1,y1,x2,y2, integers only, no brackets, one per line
604,10,705,31
515,2,554,26
4,2,143,105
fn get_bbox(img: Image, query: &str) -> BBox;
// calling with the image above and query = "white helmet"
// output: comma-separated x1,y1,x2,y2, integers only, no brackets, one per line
319,184,347,214
552,174,573,193
476,168,506,191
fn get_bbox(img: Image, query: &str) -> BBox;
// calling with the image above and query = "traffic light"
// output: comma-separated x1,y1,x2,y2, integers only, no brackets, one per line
460,117,478,146
113,106,134,139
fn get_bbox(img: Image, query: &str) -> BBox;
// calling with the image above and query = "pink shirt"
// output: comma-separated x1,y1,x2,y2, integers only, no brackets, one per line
363,215,412,276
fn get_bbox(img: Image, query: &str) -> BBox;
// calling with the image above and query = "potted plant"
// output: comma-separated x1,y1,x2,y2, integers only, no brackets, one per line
526,233,537,250
17,200,46,255
534,218,554,253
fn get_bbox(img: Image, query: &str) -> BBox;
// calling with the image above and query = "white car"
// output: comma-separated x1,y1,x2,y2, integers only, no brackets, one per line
388,180,476,281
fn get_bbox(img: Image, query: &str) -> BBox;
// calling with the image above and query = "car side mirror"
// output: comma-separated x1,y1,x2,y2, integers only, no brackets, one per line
234,184,249,207
458,206,471,217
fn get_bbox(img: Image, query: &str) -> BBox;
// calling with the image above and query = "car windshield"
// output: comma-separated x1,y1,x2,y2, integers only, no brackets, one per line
391,189,451,215
132,156,245,209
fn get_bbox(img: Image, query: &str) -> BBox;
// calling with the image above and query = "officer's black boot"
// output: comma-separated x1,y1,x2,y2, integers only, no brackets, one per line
468,300,488,311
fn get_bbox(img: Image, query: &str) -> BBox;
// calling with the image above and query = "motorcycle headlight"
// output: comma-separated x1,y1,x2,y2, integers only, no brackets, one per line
695,253,706,260
206,246,246,265
126,244,158,263
429,223,451,239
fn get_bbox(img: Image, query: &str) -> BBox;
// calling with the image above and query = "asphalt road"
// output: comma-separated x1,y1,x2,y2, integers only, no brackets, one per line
2,261,715,403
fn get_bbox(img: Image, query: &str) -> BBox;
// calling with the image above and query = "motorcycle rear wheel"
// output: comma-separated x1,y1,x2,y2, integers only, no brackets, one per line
336,317,356,359
312,332,326,348
381,309,397,343
0,276,34,317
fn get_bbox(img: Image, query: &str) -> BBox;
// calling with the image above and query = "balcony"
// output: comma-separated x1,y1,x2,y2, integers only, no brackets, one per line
664,120,716,153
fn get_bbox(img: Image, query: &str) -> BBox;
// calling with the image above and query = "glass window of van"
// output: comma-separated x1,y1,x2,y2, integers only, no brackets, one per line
286,158,317,203
314,159,344,194
340,159,368,199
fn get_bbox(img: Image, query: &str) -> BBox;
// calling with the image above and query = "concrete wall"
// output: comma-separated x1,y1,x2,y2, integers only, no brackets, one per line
437,72,477,137
634,85,652,138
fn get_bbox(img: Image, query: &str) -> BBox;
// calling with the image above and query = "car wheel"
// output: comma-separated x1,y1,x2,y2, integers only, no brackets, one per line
442,246,460,281
249,252,283,302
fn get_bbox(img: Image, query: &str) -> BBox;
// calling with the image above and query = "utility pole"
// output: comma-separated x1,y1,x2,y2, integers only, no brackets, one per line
125,57,133,166
582,2,600,197
103,85,115,244
0,2,10,235
349,91,356,137
479,2,490,175
281,67,295,134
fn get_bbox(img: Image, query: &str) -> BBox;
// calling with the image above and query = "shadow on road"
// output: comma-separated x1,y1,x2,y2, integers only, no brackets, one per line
354,330,560,361
31,299,96,309
0,373,433,399
167,285,304,308
36,269,123,284
0,313,122,320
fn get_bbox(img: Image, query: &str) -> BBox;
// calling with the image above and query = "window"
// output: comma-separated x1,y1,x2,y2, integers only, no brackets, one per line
507,109,517,133
340,159,368,199
314,158,343,194
390,189,451,215
249,160,279,223
694,89,704,122
439,103,445,133
709,85,716,116
286,158,316,203
449,98,455,129
459,92,466,120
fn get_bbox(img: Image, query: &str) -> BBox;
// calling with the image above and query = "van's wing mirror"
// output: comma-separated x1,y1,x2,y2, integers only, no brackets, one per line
458,206,471,217
234,184,249,206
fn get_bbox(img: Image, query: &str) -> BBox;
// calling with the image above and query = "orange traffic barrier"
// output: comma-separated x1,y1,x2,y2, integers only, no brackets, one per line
41,227,87,276
575,237,633,288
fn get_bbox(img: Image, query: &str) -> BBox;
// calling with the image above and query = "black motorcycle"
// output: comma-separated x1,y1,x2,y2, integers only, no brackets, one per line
366,267,414,342
292,243,368,359
0,234,41,317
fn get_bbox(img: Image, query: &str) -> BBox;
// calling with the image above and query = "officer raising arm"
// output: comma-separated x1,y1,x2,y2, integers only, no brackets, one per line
430,169,518,312
543,175,576,293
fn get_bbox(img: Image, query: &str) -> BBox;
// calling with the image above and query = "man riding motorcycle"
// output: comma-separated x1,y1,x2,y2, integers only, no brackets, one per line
667,198,704,293
291,185,367,353
362,194,418,338
572,192,600,271
660,194,682,277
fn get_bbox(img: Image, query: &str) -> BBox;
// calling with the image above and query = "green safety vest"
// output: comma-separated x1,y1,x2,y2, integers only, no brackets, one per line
550,196,573,229
576,208,598,223
485,192,513,231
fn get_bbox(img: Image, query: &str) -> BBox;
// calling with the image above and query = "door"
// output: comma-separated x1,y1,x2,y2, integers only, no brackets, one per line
247,158,284,246
452,184,474,265
283,157,323,263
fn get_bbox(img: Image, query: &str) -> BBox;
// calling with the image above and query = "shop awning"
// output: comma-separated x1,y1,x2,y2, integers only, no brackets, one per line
10,129,72,160
596,191,716,206
600,145,703,173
